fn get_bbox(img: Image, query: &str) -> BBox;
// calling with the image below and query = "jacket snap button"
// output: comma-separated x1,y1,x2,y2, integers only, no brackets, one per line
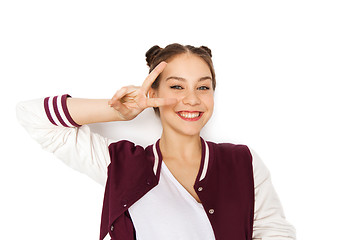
209,209,215,214
110,225,114,231
198,187,203,192
122,200,128,208
146,179,152,185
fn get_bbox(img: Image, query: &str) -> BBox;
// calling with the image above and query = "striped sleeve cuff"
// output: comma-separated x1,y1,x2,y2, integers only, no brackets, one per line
44,94,81,127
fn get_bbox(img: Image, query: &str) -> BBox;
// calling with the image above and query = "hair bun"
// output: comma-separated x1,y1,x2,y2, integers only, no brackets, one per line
200,46,212,57
146,45,162,67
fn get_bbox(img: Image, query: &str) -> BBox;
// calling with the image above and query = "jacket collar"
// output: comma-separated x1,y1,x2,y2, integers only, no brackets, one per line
152,137,210,182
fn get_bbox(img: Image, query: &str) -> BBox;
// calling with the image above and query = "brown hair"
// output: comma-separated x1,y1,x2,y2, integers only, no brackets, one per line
145,43,216,116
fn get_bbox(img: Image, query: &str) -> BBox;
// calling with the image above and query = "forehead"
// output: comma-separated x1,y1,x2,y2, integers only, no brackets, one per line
160,54,212,80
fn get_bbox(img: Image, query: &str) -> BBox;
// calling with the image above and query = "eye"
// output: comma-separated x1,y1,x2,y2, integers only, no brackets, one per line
198,86,210,90
170,85,183,90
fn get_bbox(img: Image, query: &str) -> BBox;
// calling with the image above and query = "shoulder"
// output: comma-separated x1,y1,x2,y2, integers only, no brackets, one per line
108,139,148,155
206,140,253,172
109,139,142,151
208,141,252,159
108,140,154,162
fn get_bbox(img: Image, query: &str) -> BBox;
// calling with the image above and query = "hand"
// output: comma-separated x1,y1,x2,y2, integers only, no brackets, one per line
108,62,177,121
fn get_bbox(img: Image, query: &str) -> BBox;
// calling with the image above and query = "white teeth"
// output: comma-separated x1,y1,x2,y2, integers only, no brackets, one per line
179,112,201,119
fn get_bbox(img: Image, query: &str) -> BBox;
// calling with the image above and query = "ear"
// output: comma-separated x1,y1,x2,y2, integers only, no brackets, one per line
148,88,157,98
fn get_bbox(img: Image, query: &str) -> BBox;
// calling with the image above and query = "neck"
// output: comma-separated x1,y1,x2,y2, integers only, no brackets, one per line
159,130,202,164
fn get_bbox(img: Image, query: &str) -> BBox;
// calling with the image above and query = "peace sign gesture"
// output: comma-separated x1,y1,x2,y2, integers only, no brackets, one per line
108,62,177,121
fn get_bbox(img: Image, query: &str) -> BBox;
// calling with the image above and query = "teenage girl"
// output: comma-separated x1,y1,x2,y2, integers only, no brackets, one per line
17,43,296,240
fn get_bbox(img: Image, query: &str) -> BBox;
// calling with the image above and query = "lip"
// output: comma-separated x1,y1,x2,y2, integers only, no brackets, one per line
176,111,204,121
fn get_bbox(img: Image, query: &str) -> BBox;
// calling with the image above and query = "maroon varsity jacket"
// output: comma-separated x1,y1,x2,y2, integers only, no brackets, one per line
99,137,254,240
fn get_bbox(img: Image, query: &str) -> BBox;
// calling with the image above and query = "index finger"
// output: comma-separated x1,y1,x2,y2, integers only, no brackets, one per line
141,61,167,93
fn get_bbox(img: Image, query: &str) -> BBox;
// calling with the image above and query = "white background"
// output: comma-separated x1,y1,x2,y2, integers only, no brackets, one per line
1,0,343,239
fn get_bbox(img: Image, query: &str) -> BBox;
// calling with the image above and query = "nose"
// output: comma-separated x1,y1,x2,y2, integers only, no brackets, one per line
182,90,201,106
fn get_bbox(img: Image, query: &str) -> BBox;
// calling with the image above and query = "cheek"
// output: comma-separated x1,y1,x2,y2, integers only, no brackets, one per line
201,94,214,109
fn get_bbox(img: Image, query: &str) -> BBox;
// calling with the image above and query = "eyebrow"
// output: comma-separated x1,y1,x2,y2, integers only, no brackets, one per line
165,76,212,82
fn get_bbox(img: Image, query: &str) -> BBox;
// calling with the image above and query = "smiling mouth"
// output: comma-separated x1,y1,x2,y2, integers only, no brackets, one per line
177,111,203,121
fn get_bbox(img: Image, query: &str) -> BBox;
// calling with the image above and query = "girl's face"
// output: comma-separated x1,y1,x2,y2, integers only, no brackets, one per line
150,53,215,137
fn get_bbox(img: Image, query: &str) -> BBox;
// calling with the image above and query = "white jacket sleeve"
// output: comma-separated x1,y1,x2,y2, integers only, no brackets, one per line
250,148,296,240
16,95,112,186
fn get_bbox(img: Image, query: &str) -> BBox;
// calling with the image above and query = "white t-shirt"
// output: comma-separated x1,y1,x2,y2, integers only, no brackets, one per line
129,160,216,240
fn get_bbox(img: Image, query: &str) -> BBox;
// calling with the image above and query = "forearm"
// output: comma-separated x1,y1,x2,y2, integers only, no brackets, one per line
16,97,112,185
67,98,124,125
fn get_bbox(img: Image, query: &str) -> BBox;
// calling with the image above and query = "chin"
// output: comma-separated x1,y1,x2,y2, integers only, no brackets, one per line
178,128,202,137
172,121,206,137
